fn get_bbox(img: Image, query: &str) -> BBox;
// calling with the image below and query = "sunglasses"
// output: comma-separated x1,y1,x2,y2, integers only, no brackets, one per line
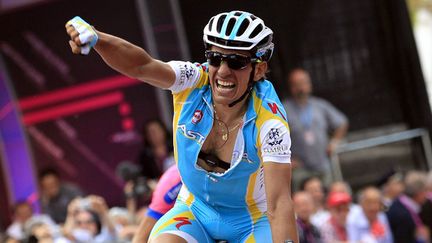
205,51,259,70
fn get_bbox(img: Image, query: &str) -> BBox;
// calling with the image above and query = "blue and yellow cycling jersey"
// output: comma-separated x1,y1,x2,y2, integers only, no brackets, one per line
150,61,291,242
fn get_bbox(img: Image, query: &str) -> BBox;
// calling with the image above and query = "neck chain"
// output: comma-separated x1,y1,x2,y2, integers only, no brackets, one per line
213,107,243,141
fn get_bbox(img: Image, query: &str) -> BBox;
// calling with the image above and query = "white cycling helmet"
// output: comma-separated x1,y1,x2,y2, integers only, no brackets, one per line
203,10,274,61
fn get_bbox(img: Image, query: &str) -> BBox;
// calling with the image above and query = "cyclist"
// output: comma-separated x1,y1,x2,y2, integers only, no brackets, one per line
66,10,297,242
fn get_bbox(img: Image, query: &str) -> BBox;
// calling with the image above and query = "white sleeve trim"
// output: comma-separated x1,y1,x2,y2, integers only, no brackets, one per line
166,61,201,94
259,119,291,163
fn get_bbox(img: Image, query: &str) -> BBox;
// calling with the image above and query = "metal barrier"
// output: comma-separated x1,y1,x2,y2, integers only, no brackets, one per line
330,128,432,181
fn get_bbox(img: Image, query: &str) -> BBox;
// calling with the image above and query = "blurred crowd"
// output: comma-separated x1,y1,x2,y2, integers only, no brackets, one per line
1,69,432,243
293,171,432,243
1,118,173,243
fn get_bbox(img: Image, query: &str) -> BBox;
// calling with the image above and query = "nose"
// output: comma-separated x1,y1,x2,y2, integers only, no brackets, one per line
217,61,232,76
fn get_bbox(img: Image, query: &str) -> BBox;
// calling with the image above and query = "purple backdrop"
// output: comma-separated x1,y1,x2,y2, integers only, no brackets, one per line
0,0,162,208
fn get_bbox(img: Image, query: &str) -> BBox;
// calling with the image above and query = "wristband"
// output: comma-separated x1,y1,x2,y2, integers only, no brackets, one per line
66,16,99,55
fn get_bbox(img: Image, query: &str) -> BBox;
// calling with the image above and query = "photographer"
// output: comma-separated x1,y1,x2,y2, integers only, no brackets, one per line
63,195,117,242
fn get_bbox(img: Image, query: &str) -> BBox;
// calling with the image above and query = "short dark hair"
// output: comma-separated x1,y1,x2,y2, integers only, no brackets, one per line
141,118,172,148
87,209,102,235
11,200,32,214
38,167,60,181
299,175,323,191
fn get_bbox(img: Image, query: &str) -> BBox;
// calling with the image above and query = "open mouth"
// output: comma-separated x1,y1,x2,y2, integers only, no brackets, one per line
216,80,236,90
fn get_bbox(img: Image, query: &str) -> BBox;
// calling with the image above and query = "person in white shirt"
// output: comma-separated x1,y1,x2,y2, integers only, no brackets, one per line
347,186,393,243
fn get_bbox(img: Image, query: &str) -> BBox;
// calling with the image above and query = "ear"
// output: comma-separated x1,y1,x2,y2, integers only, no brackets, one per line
253,62,268,81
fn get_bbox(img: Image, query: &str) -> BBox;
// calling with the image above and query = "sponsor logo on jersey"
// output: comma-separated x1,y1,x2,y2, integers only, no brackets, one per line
178,124,205,144
267,128,283,146
178,63,196,86
263,145,289,154
191,110,203,124
174,216,192,229
164,182,182,204
264,128,289,154
267,102,287,120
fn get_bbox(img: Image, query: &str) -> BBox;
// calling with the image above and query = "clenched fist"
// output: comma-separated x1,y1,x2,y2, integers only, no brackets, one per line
65,16,98,55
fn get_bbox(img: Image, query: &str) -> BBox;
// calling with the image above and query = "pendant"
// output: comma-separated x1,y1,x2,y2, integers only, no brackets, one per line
222,133,228,141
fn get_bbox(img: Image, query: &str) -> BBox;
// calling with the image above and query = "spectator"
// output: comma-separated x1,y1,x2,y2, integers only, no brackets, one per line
24,215,69,243
378,171,404,208
347,186,393,243
6,201,34,241
283,68,348,188
328,181,353,196
137,119,174,180
294,191,322,243
38,168,84,224
63,195,117,242
320,191,351,243
420,171,432,238
108,207,137,242
386,171,430,243
301,176,330,228
328,180,362,220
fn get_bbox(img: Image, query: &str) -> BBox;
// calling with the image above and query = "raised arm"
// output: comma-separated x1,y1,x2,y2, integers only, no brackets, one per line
65,17,175,89
264,162,298,243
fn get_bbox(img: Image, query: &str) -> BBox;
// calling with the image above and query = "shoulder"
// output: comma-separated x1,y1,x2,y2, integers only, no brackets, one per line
255,80,277,98
387,199,409,217
254,80,287,121
310,96,333,107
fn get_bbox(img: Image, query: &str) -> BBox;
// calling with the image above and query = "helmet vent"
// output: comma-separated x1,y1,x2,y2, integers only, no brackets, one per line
237,19,249,36
257,35,271,47
208,17,214,32
216,15,227,33
226,18,236,36
249,24,263,39
234,11,242,16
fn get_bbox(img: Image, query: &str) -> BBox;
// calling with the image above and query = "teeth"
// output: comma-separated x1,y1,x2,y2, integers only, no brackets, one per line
217,80,235,88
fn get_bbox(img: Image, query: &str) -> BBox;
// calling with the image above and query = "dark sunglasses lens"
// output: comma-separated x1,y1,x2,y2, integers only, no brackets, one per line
207,52,222,67
206,52,251,70
227,55,249,70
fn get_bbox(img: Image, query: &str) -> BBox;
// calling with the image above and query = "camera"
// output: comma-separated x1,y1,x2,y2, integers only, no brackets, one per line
79,198,92,210
116,161,151,199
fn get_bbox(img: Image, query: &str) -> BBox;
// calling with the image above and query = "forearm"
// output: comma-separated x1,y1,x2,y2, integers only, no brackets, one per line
94,31,153,79
126,197,137,223
100,212,117,235
132,216,157,243
62,212,76,240
331,123,348,142
268,199,298,243
66,17,175,88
